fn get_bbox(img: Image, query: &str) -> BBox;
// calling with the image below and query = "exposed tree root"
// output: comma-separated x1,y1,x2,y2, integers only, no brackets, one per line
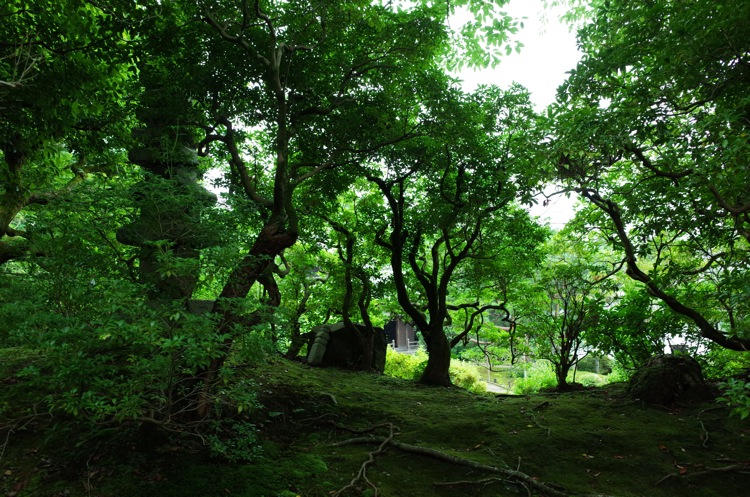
331,423,397,497
329,421,399,435
655,462,750,486
698,419,709,448
523,408,552,437
435,477,532,496
333,435,570,497
331,423,623,497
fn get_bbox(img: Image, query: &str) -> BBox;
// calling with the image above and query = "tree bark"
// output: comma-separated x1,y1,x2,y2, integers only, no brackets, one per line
195,219,297,417
284,280,313,359
420,326,452,386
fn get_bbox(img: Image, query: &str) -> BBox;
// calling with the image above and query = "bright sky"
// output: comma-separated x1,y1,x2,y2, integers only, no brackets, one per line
455,0,582,227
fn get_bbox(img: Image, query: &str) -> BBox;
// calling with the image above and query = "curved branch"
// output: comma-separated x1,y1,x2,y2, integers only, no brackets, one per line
625,145,693,180
203,10,271,67
213,117,273,209
707,183,750,215
580,188,750,352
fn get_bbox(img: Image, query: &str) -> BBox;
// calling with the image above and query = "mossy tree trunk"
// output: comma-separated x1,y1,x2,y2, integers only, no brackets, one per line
116,71,216,305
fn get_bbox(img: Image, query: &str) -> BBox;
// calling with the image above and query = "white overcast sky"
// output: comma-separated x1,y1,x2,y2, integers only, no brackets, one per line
455,0,582,227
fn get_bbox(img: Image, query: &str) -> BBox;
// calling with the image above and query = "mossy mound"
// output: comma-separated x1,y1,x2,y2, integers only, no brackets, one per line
4,351,750,497
627,354,715,405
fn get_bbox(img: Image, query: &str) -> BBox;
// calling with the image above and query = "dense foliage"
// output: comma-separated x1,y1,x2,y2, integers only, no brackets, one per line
1,0,749,446
550,0,750,354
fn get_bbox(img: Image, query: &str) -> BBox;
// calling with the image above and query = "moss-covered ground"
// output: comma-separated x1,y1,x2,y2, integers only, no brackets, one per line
2,351,749,497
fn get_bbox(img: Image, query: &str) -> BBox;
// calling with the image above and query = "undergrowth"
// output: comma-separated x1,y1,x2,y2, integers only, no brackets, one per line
2,350,750,497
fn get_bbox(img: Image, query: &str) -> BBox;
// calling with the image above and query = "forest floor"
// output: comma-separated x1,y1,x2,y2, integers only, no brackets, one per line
2,351,750,497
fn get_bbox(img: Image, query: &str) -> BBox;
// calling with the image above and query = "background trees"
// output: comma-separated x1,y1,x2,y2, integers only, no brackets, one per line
1,0,547,422
0,0,136,265
513,233,616,389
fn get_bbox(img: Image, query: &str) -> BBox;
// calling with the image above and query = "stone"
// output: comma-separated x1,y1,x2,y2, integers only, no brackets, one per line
627,354,714,405
306,322,387,373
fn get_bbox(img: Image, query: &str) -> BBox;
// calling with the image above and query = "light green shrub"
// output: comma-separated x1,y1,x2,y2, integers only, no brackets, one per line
384,348,427,380
512,361,557,394
576,372,607,387
449,359,487,394
384,348,486,393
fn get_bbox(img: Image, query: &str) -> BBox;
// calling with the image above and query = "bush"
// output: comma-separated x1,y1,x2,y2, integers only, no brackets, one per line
384,347,427,380
512,361,557,394
717,378,750,420
449,359,486,394
384,348,486,394
577,372,607,387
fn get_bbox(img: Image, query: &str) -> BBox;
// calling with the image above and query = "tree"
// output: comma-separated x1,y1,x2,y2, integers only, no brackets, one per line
592,283,683,371
366,85,547,386
0,0,539,425
188,0,471,409
550,0,750,352
514,232,616,389
315,186,394,371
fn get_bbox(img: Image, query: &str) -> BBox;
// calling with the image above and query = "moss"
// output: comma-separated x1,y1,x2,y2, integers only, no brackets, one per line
3,352,750,497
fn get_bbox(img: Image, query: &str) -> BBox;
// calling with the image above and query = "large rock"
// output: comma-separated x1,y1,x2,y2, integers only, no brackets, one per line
306,322,387,373
627,354,714,405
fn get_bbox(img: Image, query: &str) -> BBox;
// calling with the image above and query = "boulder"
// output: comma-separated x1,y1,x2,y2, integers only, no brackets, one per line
627,354,714,405
306,322,387,373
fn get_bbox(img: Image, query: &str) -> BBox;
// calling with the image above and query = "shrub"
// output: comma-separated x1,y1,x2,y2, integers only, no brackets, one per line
384,348,427,380
512,361,557,394
576,372,607,387
384,348,486,393
449,359,486,394
717,378,750,420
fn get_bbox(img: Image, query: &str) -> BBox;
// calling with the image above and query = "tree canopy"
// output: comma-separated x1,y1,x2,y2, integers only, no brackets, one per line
1,0,749,433
550,0,750,352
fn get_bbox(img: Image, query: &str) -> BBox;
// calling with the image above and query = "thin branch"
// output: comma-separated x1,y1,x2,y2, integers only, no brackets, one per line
203,10,271,66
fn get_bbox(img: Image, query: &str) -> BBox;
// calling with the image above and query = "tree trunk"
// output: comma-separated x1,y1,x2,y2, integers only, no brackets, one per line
285,281,312,359
195,220,297,417
419,328,452,386
555,362,570,390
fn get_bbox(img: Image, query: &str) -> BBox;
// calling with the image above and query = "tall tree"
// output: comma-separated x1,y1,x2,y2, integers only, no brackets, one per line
550,0,750,352
367,85,547,385
192,0,498,408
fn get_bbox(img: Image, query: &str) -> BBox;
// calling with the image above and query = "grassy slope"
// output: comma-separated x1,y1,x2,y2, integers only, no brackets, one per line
2,352,749,497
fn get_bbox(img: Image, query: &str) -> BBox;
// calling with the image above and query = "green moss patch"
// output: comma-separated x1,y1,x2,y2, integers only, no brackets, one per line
2,354,750,497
